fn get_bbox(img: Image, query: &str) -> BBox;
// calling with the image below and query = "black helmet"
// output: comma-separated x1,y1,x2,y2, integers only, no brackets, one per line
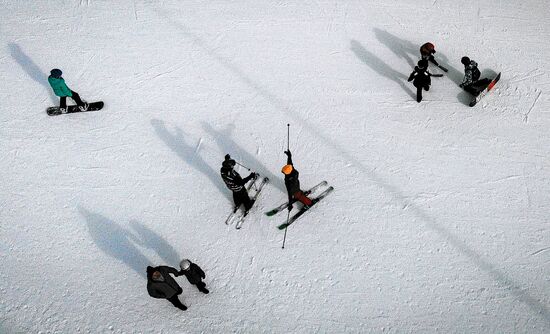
417,59,428,69
461,57,470,65
222,154,236,169
50,68,62,78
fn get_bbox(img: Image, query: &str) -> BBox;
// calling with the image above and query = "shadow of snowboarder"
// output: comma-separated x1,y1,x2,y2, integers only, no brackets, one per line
8,42,57,103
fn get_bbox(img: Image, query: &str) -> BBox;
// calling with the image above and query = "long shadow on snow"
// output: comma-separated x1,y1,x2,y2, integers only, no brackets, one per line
79,207,150,279
153,8,550,326
8,42,57,104
201,122,286,193
350,39,416,100
129,220,180,267
373,28,464,86
151,119,232,203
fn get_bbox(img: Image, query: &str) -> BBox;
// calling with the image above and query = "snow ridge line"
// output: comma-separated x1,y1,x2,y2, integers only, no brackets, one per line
524,90,541,123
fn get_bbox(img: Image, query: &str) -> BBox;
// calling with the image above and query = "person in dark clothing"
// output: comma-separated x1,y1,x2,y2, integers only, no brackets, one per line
220,154,257,213
146,266,187,311
459,56,491,96
179,259,209,294
420,42,442,68
281,150,313,211
408,59,433,102
47,69,88,113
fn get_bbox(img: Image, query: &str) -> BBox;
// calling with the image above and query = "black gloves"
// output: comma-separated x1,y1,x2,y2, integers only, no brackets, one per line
284,150,292,157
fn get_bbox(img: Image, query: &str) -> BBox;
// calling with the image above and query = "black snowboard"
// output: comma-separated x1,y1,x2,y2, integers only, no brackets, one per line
47,101,104,116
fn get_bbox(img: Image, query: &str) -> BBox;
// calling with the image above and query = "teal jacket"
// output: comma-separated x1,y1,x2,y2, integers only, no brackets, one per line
48,76,72,97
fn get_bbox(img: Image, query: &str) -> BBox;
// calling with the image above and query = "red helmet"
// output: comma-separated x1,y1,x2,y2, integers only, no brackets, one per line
421,42,435,54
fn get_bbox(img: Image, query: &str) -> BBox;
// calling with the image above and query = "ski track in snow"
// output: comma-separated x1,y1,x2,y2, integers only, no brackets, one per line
1,1,550,333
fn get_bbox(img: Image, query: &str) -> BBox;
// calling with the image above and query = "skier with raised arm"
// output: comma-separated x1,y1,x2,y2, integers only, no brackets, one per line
281,150,313,211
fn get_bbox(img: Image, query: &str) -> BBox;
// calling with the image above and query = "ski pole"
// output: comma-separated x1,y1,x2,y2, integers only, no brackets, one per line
235,161,251,171
286,123,290,151
282,211,290,249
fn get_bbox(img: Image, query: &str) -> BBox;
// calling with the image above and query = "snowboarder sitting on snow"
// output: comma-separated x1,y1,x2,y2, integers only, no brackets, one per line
220,154,257,213
47,69,88,113
459,57,491,96
179,259,209,294
282,150,313,211
146,265,187,311
408,59,433,103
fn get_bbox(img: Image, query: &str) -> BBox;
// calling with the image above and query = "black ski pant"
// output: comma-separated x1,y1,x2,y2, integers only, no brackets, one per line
416,84,430,102
194,280,209,293
233,188,253,211
167,295,187,310
464,78,491,97
60,91,85,108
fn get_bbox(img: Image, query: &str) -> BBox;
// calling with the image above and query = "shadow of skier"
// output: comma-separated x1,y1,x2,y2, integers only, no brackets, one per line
79,207,150,278
129,220,181,267
8,42,57,104
350,39,416,100
201,122,285,193
151,119,232,203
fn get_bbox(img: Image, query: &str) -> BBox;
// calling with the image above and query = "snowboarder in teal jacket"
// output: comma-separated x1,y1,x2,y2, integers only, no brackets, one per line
48,69,88,113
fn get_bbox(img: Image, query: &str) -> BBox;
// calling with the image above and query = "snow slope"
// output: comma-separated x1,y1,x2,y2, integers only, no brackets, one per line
1,0,549,333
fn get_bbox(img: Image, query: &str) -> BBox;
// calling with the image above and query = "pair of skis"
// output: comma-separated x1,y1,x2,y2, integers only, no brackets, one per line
225,175,269,229
225,179,334,230
264,181,334,230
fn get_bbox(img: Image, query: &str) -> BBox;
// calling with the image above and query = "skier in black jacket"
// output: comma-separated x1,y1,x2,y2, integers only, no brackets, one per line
459,56,491,96
221,154,257,213
146,265,187,311
179,259,209,294
282,150,313,211
408,59,433,102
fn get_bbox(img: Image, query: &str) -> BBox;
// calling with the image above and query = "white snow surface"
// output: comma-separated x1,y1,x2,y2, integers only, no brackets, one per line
1,0,550,333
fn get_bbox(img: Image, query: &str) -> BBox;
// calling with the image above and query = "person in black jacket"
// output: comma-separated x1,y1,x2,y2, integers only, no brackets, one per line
220,154,257,213
408,59,433,102
281,150,313,211
146,266,187,311
179,259,209,294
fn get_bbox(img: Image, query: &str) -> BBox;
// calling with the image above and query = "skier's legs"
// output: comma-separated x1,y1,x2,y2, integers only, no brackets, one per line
60,96,67,109
232,191,243,211
463,84,477,96
424,84,430,92
70,91,85,107
234,189,253,211
293,191,313,206
416,86,423,102
196,281,209,293
167,295,187,311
